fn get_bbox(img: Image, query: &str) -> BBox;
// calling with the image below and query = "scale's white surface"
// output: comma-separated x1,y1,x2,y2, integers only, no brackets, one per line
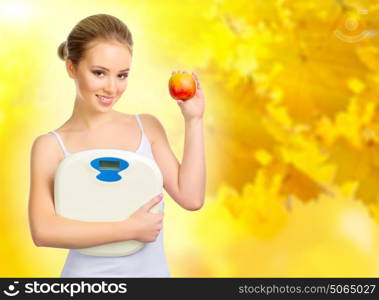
54,149,163,257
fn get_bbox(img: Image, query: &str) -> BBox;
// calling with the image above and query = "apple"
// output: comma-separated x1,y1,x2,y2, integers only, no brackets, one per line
168,73,196,101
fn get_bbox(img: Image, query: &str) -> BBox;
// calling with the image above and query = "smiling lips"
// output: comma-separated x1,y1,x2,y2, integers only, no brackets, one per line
96,94,114,106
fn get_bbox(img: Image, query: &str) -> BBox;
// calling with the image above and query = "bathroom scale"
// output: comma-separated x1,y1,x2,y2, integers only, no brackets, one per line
54,148,163,257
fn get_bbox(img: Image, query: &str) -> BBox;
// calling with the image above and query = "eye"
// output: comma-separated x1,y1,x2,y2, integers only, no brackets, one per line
93,70,105,77
119,73,129,80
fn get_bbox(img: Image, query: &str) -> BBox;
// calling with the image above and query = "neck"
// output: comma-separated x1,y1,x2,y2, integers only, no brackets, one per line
68,96,118,131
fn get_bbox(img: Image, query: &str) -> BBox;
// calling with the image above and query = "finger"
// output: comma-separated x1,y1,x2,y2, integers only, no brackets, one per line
192,72,201,89
192,72,199,83
143,194,163,211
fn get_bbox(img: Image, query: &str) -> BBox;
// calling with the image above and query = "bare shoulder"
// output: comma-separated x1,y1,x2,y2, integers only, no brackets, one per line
31,133,64,173
32,133,60,155
138,113,167,145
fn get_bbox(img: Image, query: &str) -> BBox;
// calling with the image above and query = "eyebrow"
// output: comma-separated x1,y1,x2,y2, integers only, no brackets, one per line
92,65,130,72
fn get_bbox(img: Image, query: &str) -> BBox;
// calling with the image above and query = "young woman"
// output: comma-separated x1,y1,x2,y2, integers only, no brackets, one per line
28,14,206,277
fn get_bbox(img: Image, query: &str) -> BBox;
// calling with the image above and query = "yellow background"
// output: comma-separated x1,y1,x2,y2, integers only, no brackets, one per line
1,0,379,277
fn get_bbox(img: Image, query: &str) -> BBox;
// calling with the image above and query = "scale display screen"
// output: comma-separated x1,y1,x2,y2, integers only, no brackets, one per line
99,160,120,170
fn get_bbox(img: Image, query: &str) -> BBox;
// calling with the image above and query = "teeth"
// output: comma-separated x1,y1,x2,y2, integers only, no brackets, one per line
96,94,112,102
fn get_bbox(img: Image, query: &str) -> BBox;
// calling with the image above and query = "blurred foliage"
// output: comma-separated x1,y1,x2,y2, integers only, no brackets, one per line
145,0,379,276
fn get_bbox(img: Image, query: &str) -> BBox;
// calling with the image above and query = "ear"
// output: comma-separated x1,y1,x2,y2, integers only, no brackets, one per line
65,59,77,79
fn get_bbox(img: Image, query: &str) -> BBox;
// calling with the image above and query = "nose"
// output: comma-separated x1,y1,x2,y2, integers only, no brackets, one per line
104,77,117,95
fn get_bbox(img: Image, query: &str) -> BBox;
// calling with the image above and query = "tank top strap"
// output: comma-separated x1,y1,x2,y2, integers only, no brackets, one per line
49,131,71,157
135,114,145,136
134,114,156,159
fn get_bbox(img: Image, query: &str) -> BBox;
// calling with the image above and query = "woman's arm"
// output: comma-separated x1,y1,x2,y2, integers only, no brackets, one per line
32,215,132,249
179,118,206,208
147,71,206,211
28,134,134,249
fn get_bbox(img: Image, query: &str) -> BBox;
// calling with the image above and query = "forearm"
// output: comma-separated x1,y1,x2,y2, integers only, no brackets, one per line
178,117,206,209
35,215,133,249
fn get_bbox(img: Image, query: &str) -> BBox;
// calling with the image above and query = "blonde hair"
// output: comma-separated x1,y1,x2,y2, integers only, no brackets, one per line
57,14,133,66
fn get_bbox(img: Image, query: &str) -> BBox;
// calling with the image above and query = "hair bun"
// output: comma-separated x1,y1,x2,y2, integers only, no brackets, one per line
57,41,67,60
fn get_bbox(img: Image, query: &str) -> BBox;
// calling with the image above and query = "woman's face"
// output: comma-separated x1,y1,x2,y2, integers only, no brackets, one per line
66,39,132,111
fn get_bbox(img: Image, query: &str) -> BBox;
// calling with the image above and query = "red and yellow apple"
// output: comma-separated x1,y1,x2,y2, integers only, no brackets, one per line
168,73,196,101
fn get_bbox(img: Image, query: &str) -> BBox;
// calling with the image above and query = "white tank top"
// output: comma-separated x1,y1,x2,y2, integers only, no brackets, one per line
49,114,171,278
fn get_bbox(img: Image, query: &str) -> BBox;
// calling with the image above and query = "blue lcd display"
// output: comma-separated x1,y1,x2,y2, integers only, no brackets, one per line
90,157,129,182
